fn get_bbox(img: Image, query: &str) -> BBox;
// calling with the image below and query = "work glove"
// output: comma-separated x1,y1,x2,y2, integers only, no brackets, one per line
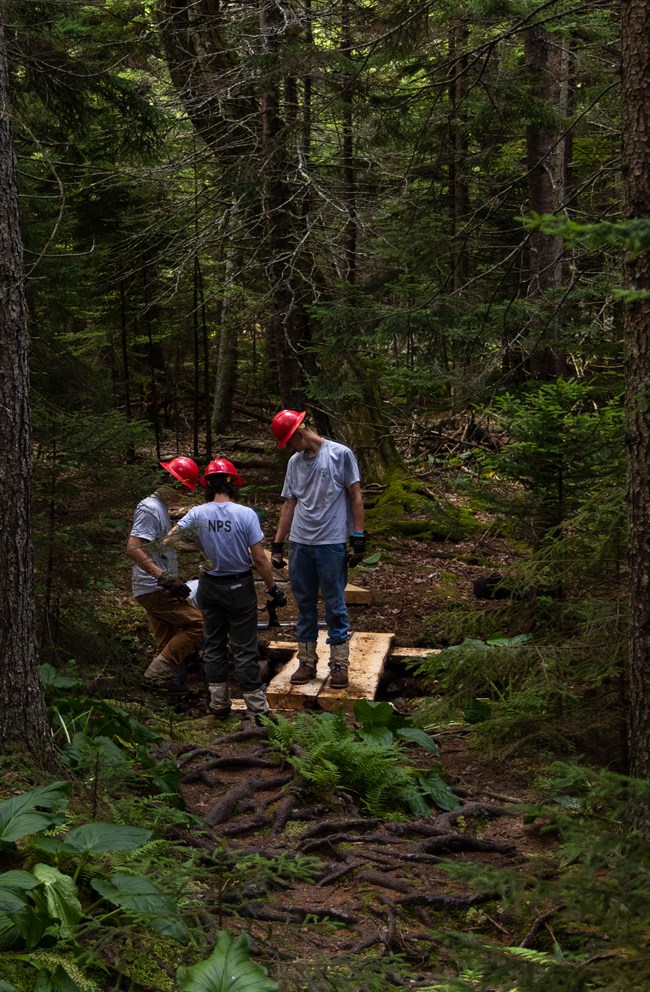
267,584,288,608
271,542,286,569
348,532,367,567
159,571,191,600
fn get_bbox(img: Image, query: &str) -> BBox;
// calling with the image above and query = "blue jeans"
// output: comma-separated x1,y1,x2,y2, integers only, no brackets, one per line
288,542,349,644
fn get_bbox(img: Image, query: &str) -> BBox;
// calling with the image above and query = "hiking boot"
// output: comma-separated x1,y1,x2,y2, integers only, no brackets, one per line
329,664,349,689
208,683,232,719
328,642,350,689
290,640,318,684
144,654,176,681
290,662,316,684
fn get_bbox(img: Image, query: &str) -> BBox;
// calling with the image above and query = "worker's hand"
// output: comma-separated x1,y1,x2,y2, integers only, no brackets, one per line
267,584,288,608
348,532,367,567
159,571,191,600
271,542,286,569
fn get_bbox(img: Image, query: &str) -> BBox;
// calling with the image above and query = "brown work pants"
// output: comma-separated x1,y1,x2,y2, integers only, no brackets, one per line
135,590,203,666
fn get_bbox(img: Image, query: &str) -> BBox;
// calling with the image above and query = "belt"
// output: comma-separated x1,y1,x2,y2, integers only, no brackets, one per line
204,570,253,583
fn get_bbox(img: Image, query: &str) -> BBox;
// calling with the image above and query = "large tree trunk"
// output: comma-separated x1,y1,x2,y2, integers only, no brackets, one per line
622,0,650,786
524,26,572,379
0,8,59,769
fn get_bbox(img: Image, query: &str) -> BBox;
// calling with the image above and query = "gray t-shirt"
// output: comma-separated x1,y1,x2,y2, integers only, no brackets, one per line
177,501,264,575
281,439,360,545
129,495,178,597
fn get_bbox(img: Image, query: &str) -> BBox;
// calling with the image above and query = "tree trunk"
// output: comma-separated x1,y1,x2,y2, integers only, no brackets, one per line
622,0,650,786
0,8,59,769
525,26,571,379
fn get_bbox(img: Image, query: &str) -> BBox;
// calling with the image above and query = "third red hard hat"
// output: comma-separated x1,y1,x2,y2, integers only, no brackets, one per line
160,456,200,492
201,457,244,488
270,409,306,448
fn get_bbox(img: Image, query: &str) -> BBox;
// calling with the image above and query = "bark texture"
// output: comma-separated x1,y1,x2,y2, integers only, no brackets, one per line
0,7,58,767
621,0,650,783
525,26,572,378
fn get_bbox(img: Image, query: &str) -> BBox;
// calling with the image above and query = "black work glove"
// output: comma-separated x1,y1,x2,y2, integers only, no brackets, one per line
348,532,367,567
267,584,288,608
271,541,286,569
159,571,191,600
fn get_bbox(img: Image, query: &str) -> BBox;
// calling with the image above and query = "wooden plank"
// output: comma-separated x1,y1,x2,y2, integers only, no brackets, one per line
345,582,372,605
389,646,441,660
265,631,331,710
317,631,395,713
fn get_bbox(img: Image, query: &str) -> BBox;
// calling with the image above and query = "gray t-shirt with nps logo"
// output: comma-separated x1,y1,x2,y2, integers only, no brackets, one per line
281,438,361,545
177,501,264,575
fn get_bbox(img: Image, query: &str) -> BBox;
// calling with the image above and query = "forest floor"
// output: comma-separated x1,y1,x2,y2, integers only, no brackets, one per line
94,428,555,987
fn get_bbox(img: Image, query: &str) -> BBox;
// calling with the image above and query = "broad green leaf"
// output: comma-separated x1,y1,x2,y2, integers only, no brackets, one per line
0,981,17,991
353,699,395,730
0,886,48,951
61,733,129,771
0,871,42,894
358,728,394,747
31,865,82,935
91,874,188,940
39,664,81,691
396,727,440,756
0,783,70,844
61,823,151,854
33,965,82,992
176,930,279,992
416,771,460,812
362,552,381,564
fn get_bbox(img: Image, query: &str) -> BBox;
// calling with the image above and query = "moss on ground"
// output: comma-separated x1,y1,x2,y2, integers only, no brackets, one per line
365,472,479,541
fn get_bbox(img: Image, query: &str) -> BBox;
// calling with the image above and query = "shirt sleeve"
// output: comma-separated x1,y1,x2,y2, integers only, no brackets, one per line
341,447,361,487
130,504,160,542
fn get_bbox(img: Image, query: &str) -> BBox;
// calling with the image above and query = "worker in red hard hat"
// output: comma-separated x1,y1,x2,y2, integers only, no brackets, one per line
126,457,204,685
165,456,287,720
269,411,366,689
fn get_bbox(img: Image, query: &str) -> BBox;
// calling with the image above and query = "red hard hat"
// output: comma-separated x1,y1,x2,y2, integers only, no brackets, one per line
160,456,200,492
271,409,306,448
201,457,244,488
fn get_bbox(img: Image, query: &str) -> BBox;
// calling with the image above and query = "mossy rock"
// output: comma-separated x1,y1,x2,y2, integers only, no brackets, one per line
365,472,479,542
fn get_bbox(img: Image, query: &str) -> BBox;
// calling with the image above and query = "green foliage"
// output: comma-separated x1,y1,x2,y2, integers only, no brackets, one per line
410,618,625,759
265,709,458,815
0,783,70,847
421,766,650,992
176,931,278,992
483,379,624,545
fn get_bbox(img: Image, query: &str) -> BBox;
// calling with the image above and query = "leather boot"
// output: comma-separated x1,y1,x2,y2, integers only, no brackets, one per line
290,640,318,684
208,683,231,719
328,642,350,689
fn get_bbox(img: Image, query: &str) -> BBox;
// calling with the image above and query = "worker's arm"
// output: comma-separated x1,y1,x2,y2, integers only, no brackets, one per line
250,542,279,592
274,497,297,543
126,536,166,580
347,482,365,534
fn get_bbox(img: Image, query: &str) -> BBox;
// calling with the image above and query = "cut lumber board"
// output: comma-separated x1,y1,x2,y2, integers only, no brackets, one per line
266,631,395,712
344,582,372,605
265,631,331,710
317,632,394,713
389,646,441,660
